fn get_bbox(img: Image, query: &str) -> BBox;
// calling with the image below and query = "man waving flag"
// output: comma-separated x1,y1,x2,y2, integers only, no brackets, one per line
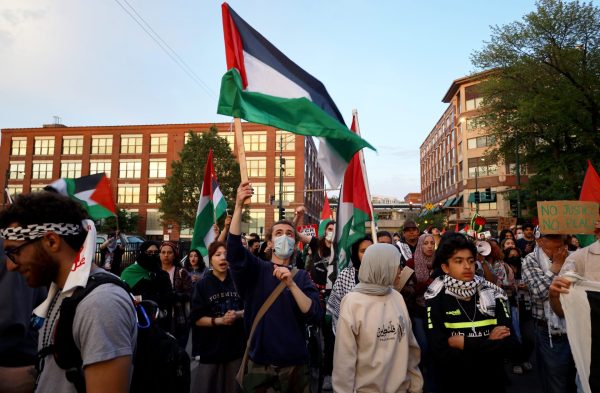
217,2,374,188
191,149,228,257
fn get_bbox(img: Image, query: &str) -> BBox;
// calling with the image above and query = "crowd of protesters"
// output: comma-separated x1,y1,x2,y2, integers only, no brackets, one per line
1,185,600,393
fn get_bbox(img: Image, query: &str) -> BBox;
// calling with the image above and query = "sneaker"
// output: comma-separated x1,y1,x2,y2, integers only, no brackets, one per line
512,365,524,375
522,361,533,371
322,375,333,391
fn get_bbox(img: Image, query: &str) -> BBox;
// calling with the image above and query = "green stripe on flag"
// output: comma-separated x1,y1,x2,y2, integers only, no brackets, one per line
191,199,215,257
337,208,370,271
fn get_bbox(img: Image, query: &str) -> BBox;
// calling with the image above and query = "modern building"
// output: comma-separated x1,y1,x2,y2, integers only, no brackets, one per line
420,70,529,227
0,121,325,240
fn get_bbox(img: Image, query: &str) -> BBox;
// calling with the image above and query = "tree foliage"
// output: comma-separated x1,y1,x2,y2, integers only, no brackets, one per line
96,208,140,234
415,211,447,231
159,126,241,229
471,0,600,210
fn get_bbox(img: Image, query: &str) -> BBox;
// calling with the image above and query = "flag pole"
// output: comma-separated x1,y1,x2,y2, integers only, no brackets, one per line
352,109,377,243
233,118,251,204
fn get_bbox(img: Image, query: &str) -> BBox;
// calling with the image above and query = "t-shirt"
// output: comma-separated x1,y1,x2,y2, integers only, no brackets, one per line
36,271,137,393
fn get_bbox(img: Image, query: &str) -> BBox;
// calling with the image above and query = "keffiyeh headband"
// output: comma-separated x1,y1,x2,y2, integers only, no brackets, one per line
0,223,80,240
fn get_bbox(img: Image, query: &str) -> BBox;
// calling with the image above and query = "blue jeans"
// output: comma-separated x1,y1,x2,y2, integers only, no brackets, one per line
534,325,577,393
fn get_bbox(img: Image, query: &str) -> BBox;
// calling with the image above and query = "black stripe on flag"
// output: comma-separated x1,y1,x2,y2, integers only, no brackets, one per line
73,173,104,194
587,290,600,391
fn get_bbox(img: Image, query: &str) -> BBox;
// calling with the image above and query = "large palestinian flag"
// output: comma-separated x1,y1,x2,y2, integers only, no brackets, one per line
217,2,374,188
45,173,116,220
335,114,373,271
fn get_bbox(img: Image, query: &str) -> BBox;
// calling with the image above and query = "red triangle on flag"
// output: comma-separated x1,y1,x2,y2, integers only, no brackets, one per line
321,192,333,220
90,175,117,215
580,160,600,203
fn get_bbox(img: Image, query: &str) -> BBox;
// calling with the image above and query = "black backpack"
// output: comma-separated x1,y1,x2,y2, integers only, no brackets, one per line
49,272,190,393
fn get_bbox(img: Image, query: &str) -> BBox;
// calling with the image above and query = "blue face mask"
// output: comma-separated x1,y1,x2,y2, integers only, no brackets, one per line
273,235,295,259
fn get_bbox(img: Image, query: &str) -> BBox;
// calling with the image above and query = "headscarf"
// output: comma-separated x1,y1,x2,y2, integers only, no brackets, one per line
137,240,160,272
352,243,399,296
414,234,435,285
160,241,179,261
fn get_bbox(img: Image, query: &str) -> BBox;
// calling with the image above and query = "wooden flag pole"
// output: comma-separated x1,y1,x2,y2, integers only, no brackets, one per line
233,118,251,204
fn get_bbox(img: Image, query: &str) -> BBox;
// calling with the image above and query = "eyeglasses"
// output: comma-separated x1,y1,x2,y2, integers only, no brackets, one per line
144,250,159,256
4,237,43,264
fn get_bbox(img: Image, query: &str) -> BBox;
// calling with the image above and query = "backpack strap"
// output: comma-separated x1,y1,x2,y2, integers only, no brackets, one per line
236,267,298,386
51,272,131,393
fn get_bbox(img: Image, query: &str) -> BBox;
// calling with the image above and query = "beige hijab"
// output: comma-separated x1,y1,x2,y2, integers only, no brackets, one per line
352,243,400,296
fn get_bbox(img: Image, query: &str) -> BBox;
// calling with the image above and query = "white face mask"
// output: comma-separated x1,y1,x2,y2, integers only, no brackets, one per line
516,233,524,240
325,231,334,242
273,235,295,259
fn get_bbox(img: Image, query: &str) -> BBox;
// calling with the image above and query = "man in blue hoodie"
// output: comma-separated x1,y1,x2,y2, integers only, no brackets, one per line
227,181,322,393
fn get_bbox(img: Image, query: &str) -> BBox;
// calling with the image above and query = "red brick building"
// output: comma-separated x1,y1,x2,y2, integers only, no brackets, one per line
0,121,324,240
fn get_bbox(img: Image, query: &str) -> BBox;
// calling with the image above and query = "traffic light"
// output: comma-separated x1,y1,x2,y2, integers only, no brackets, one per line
485,188,492,201
279,207,285,220
269,194,275,205
474,191,480,203
510,199,518,218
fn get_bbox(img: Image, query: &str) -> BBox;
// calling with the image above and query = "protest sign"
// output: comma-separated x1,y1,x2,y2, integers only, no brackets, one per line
298,224,318,238
537,200,599,234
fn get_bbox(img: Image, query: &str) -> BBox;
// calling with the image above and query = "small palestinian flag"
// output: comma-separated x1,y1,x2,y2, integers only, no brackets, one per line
45,173,117,220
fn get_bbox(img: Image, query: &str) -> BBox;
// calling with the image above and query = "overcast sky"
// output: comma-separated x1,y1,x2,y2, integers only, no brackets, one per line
0,0,547,199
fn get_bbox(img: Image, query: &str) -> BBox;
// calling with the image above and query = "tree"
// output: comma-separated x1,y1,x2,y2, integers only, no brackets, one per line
96,208,140,234
159,126,241,230
415,210,446,231
471,0,600,211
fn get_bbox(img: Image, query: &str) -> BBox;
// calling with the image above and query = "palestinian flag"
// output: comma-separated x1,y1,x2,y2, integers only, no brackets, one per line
217,2,374,189
335,114,373,271
45,173,116,220
191,149,228,257
578,160,600,247
318,193,333,238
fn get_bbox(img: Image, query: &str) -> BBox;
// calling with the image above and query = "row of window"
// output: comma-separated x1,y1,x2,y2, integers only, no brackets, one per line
8,159,168,180
10,135,169,156
183,131,296,152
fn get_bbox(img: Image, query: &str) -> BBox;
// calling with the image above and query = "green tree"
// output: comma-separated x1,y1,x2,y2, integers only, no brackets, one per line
471,0,600,211
415,211,446,231
96,208,140,234
159,126,241,229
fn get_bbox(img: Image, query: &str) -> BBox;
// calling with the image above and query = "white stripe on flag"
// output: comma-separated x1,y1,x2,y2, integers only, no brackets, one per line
244,51,311,100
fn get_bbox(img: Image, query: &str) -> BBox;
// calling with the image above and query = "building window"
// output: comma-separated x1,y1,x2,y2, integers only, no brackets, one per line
148,184,164,204
465,85,483,111
118,185,140,204
150,134,168,154
276,131,295,151
244,132,267,151
11,137,27,156
60,161,82,178
32,161,53,180
250,183,266,204
274,182,295,203
219,132,235,152
30,185,46,192
275,157,295,177
91,136,113,155
62,136,83,155
467,135,495,149
246,157,266,177
470,202,497,211
90,160,112,178
120,135,143,154
119,160,142,179
149,159,167,178
468,157,498,178
8,162,25,179
506,162,528,175
6,186,22,200
245,209,266,235
34,137,55,156
146,209,163,235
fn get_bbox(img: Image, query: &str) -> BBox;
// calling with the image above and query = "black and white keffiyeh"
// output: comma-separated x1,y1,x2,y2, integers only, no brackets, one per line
425,274,507,317
0,223,80,240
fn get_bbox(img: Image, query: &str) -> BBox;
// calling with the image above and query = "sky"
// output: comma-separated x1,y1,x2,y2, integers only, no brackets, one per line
0,0,545,199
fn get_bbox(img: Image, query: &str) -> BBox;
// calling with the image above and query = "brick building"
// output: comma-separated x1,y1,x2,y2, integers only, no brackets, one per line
0,121,324,240
420,70,529,226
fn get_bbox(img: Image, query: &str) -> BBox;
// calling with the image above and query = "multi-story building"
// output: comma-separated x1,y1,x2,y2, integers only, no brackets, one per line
420,70,529,227
0,121,324,240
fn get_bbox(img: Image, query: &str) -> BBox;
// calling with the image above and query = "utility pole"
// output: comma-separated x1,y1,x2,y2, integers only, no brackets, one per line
3,168,9,207
515,129,522,221
278,132,285,220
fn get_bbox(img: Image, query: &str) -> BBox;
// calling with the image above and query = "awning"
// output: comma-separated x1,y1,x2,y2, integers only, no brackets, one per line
452,195,463,207
432,206,441,213
443,198,455,208
418,210,427,217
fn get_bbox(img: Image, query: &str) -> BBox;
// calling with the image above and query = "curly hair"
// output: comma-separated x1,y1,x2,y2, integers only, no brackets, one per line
432,232,477,270
0,191,89,251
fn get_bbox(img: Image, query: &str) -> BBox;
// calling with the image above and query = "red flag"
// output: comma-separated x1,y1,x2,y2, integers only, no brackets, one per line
321,193,333,220
580,160,600,203
455,222,459,232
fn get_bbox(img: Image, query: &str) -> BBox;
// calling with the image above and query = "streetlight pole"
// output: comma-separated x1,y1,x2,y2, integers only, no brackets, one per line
278,132,285,220
3,168,9,207
515,129,522,221
475,165,479,214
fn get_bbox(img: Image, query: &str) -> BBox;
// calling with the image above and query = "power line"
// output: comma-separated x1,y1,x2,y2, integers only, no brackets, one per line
113,0,217,99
